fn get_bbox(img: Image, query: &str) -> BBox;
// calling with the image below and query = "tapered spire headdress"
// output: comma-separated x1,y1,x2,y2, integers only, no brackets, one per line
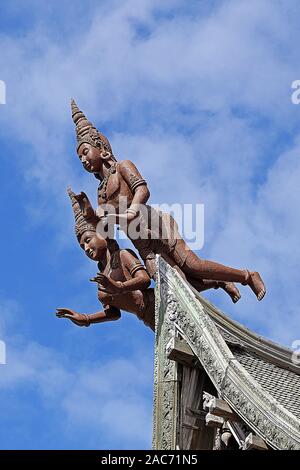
67,187,97,240
71,99,112,153
68,187,120,253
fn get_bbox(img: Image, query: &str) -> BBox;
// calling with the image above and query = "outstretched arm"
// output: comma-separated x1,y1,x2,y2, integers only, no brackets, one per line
56,305,121,327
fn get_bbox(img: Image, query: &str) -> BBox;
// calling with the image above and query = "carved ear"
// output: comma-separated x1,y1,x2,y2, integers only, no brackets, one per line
100,150,112,161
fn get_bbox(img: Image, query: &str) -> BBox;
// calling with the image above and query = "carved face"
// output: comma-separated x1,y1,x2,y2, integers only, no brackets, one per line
79,231,107,260
77,143,103,173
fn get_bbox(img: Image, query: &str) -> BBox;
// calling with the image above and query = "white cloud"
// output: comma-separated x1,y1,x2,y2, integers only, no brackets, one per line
1,1,300,332
62,357,153,448
1,0,300,447
0,301,153,448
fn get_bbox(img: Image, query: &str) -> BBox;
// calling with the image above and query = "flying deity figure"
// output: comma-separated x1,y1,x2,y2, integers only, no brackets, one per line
56,190,245,332
56,188,155,331
70,189,249,304
70,100,266,302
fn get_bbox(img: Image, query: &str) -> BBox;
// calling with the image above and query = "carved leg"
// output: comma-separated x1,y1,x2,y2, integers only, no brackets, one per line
187,277,241,303
171,240,266,301
145,257,158,281
142,249,187,283
188,277,219,291
218,282,241,303
161,253,187,280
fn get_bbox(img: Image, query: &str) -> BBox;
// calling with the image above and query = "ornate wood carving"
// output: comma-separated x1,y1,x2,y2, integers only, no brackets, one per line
153,256,300,450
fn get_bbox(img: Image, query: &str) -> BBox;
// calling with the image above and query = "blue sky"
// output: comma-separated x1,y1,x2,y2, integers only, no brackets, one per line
1,0,300,449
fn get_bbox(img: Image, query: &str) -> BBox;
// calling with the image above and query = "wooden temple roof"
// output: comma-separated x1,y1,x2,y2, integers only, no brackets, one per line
153,256,300,450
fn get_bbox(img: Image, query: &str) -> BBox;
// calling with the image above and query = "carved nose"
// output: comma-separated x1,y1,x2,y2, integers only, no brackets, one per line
81,155,87,163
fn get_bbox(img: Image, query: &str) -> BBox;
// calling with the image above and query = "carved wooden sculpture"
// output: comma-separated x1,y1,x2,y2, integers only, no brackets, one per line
70,100,266,302
56,189,155,330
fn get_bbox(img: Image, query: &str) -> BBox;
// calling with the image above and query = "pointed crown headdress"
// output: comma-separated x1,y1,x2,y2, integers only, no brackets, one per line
68,187,120,253
71,99,112,154
67,187,98,241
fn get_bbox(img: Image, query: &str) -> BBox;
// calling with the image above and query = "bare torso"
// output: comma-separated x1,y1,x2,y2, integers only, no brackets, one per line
97,248,155,330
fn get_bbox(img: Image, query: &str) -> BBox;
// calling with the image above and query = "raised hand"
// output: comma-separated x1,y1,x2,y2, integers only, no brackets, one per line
90,273,124,294
73,192,95,220
55,308,90,327
95,210,135,226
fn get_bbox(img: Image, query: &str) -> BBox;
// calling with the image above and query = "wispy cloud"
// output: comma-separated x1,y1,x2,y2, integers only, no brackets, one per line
1,0,300,449
0,295,153,449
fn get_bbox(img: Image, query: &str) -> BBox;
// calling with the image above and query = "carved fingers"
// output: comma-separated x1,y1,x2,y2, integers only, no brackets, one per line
56,307,76,317
55,308,88,327
90,274,124,294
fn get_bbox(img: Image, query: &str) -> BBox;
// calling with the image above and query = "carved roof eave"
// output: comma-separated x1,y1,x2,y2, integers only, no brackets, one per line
156,256,300,450
190,286,300,374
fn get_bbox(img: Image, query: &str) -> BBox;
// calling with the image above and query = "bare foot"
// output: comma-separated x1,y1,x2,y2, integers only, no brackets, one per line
247,272,266,301
219,282,241,303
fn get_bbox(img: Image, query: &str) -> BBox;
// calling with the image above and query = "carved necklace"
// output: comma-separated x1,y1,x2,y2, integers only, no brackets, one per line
97,163,117,202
